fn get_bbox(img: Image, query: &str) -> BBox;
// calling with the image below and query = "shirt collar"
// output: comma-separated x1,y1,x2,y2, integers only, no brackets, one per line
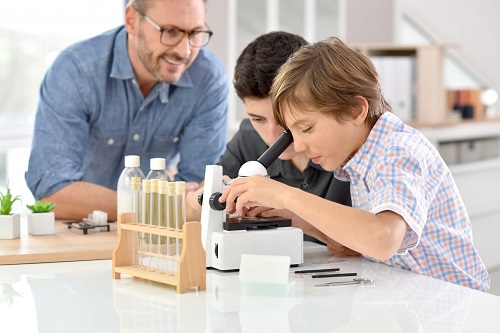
110,27,135,80
335,112,402,181
110,26,194,89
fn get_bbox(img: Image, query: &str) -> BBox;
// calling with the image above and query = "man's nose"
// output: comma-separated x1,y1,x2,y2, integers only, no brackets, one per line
172,33,191,58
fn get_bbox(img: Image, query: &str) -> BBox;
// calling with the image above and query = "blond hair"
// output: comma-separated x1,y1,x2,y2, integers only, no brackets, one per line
271,37,390,129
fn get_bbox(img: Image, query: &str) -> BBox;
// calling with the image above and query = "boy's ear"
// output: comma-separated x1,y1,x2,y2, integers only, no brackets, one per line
351,96,369,125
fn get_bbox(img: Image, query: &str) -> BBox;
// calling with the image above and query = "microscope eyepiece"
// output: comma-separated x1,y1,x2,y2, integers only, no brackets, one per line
256,130,293,169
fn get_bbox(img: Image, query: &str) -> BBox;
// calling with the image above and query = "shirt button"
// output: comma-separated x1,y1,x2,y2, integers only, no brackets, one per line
173,136,180,143
107,138,115,145
302,182,309,189
133,133,140,141
132,79,138,86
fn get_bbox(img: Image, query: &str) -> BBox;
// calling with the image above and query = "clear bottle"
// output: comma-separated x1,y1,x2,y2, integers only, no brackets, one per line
117,155,145,219
146,158,171,182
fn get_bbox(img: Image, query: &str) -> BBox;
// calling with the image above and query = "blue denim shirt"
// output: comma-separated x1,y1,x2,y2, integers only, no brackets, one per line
26,27,228,199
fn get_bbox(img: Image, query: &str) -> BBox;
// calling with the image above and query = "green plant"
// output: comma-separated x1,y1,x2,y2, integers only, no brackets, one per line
0,185,21,215
26,200,56,213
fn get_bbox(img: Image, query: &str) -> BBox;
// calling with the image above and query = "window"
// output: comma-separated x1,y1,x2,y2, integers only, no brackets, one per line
0,0,124,207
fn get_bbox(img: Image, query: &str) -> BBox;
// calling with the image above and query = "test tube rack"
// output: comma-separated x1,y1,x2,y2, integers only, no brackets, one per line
112,212,206,294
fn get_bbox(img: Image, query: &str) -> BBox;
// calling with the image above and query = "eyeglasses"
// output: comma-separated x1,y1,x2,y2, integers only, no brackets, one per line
136,9,213,48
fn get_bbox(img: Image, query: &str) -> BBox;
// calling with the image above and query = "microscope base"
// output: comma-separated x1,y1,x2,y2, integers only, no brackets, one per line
209,227,303,271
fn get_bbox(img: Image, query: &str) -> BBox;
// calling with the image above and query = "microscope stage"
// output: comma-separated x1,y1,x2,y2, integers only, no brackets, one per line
223,216,292,231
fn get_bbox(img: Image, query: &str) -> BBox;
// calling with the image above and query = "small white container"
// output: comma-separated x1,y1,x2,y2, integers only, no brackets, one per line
0,213,21,239
27,212,55,235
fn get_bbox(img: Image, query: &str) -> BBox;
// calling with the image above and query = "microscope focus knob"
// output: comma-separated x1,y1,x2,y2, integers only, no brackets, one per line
209,192,226,211
197,191,204,206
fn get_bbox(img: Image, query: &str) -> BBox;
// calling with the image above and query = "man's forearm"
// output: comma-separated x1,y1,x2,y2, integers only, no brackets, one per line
42,181,117,221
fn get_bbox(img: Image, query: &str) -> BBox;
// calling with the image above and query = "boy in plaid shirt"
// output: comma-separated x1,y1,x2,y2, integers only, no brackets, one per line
221,37,489,291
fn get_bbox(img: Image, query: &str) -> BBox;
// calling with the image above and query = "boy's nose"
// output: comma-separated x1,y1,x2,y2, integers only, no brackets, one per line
293,138,307,152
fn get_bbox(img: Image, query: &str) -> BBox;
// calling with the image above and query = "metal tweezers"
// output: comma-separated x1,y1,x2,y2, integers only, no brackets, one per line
314,278,375,287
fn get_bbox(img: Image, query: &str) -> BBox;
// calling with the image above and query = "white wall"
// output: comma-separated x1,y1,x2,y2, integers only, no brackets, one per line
207,0,500,119
398,0,500,97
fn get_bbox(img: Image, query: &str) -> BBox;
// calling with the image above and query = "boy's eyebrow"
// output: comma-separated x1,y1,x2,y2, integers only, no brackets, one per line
288,118,309,129
247,112,266,118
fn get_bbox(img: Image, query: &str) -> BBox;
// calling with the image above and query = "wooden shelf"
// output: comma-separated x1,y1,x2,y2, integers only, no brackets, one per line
354,44,447,124
112,212,206,294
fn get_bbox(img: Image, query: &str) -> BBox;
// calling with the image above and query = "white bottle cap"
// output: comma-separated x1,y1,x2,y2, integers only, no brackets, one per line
124,155,140,168
150,158,166,170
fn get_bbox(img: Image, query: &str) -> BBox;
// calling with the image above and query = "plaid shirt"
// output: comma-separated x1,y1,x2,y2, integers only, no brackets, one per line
335,112,490,291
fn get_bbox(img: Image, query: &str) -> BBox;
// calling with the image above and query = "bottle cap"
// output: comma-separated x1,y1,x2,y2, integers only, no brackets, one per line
150,158,166,170
124,155,140,168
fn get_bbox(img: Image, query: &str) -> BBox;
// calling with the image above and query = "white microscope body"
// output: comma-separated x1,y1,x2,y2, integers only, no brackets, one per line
200,131,304,270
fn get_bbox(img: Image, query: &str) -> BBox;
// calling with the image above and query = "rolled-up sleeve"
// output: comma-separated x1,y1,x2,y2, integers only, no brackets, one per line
367,146,435,253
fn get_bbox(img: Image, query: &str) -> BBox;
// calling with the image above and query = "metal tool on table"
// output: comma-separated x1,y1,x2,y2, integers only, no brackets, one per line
314,278,375,287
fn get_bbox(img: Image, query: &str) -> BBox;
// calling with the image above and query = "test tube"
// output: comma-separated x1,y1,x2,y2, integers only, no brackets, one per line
167,182,177,274
175,181,186,260
139,179,151,270
148,179,159,271
131,176,141,268
158,181,168,272
150,179,159,244
131,177,141,221
142,179,152,225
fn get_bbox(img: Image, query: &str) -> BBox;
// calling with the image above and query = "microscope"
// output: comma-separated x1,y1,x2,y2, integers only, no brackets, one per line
200,130,304,270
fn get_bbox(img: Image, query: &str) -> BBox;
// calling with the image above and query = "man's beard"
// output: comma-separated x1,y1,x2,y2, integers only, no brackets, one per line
136,28,189,83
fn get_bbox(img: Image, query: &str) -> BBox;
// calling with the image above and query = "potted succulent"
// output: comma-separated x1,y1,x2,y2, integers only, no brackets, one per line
0,185,22,239
26,200,56,236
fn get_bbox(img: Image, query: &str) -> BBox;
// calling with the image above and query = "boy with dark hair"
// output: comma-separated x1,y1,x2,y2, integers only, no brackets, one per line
188,32,353,254
223,31,351,207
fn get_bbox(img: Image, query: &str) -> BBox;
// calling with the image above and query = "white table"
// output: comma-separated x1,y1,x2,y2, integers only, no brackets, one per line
1,242,499,332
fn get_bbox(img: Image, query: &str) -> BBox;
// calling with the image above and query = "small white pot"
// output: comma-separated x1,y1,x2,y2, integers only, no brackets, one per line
27,212,55,236
0,214,21,239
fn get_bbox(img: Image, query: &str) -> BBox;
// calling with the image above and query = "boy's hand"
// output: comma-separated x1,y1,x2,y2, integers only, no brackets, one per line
220,176,287,216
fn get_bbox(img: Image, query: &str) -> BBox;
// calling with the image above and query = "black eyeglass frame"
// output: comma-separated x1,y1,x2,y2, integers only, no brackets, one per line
135,8,213,48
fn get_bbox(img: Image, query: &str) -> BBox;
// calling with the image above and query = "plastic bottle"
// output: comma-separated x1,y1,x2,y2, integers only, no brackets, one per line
146,158,171,181
117,155,145,219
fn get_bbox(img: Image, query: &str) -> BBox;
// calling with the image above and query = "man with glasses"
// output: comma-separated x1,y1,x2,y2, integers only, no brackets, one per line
26,0,228,221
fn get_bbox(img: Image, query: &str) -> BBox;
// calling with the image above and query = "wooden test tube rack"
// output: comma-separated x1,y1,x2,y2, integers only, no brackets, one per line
112,212,206,294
